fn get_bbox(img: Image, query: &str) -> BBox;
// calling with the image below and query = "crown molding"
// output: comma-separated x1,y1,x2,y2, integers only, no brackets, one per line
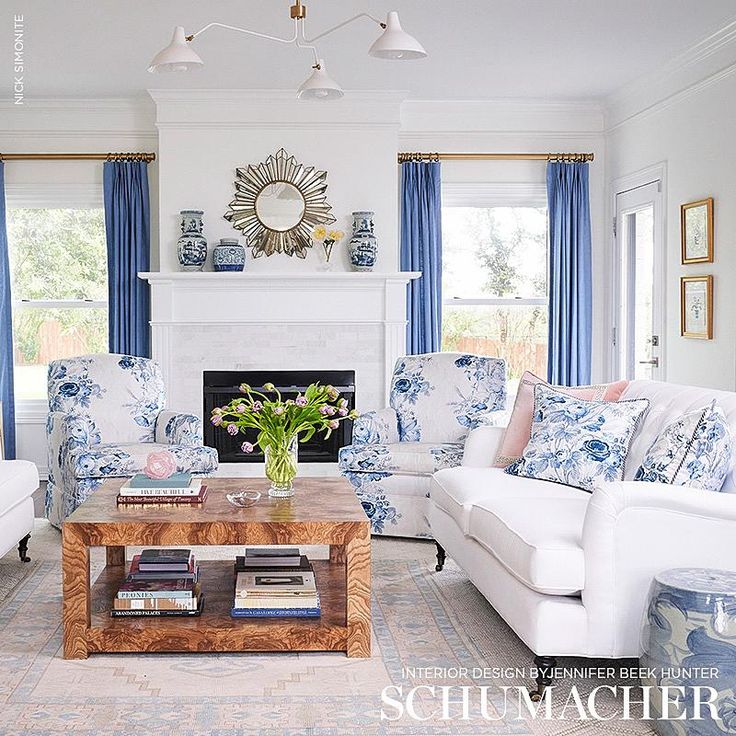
606,17,736,129
401,98,605,134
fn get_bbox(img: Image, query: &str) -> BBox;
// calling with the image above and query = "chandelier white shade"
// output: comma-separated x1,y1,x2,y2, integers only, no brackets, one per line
297,60,344,100
147,26,204,73
146,3,426,98
369,11,427,60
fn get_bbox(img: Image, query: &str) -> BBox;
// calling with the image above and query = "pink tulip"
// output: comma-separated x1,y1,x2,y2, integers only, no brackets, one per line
295,395,308,407
338,407,348,416
328,419,339,429
319,405,331,415
241,441,254,453
144,450,177,480
235,404,247,413
273,405,285,416
227,423,239,436
252,401,263,412
211,415,223,426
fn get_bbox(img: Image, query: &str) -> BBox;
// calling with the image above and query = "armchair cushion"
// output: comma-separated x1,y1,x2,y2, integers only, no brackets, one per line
339,441,463,477
351,408,399,445
71,442,218,479
155,411,203,447
48,354,166,444
389,353,506,444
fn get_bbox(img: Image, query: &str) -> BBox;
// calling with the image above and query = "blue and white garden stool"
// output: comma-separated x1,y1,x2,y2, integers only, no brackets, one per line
641,567,736,735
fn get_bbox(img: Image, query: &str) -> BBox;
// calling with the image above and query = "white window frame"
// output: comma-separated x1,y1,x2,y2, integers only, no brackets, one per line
441,181,548,311
5,183,107,417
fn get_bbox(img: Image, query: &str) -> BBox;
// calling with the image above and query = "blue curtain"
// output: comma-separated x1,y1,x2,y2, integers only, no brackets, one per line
0,163,15,459
400,161,442,354
546,162,592,386
103,161,151,357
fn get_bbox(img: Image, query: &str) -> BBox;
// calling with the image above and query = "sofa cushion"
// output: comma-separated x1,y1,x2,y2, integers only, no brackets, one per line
493,371,629,467
430,466,590,533
70,443,218,479
634,401,733,491
507,384,650,492
338,442,464,476
467,496,588,595
0,460,39,511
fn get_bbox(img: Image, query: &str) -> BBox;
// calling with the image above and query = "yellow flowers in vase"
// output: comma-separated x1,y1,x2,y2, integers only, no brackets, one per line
312,226,345,266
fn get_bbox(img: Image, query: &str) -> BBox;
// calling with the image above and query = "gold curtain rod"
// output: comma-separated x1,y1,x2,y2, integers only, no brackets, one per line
0,152,156,162
397,152,594,163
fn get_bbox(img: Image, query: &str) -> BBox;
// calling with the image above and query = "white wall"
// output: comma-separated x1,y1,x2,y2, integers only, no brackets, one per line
151,90,403,273
606,70,736,390
400,100,607,381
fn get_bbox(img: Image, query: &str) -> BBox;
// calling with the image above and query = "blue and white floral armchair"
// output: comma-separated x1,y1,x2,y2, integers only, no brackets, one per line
339,352,506,538
46,354,218,526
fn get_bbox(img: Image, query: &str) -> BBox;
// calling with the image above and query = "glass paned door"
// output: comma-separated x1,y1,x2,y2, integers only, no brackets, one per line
614,181,664,380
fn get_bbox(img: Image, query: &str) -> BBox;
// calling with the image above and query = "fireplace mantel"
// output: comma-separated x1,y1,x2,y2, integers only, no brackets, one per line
138,270,421,422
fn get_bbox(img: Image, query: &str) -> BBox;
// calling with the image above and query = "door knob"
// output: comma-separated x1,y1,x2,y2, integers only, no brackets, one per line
638,358,659,367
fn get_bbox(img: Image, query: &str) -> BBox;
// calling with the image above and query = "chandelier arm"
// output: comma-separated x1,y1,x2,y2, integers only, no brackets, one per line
295,21,321,66
301,12,383,44
187,20,299,45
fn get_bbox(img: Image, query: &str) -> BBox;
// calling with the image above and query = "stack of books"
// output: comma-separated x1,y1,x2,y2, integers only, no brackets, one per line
231,547,320,618
112,548,204,617
116,473,208,506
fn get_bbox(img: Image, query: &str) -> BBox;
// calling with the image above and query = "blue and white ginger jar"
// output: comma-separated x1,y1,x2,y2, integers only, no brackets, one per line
213,238,246,272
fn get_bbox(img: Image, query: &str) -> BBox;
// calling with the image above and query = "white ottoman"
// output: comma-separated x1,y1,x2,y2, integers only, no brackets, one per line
0,460,39,561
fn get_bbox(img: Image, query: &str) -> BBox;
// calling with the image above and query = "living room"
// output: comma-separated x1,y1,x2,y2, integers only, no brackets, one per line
2,1,736,734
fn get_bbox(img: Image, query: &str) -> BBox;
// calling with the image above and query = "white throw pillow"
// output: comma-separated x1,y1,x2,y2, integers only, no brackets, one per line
506,384,650,492
633,401,733,492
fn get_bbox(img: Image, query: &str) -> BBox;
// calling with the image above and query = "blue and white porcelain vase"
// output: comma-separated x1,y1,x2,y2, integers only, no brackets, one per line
212,238,246,272
177,210,208,271
641,567,736,733
348,211,378,272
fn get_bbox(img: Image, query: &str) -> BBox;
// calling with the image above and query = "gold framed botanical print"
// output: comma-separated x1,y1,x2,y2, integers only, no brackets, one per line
680,275,713,339
681,197,714,264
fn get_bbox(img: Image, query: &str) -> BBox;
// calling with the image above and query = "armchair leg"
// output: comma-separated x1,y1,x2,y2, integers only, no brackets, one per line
530,655,557,701
18,533,31,563
434,542,446,572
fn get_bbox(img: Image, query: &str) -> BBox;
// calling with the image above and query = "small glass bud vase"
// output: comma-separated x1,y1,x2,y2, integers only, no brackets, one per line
264,435,299,498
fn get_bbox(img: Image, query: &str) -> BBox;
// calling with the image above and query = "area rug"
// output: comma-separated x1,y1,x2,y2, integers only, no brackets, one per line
0,557,654,736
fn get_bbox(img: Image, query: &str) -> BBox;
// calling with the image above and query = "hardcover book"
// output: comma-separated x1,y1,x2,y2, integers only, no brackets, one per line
241,547,301,566
232,595,319,609
235,571,317,597
110,596,205,618
127,472,193,489
230,606,321,618
137,549,194,572
116,486,208,505
127,555,197,580
234,555,312,573
117,578,196,599
113,592,199,611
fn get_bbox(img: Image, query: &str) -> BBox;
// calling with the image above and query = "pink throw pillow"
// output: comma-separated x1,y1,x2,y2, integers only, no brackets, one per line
493,372,629,467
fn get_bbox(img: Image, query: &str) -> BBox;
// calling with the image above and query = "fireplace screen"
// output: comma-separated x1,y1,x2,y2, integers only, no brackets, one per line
203,370,355,463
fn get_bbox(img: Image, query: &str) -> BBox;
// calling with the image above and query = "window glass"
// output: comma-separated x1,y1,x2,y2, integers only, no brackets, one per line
7,208,108,400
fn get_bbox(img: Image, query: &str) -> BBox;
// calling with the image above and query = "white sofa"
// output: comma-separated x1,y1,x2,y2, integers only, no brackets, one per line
428,379,736,693
0,460,39,562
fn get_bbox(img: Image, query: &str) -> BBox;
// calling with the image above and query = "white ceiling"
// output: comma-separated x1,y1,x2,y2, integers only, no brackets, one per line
8,0,736,100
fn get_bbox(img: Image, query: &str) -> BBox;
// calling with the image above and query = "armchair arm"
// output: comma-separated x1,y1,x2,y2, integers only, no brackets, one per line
155,411,203,447
47,412,100,483
351,407,399,445
581,481,736,656
461,424,507,467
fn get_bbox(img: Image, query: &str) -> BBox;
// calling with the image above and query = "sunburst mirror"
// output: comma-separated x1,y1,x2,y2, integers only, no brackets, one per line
224,148,336,258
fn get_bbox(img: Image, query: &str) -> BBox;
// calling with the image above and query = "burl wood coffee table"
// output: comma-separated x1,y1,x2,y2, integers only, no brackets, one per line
62,477,371,660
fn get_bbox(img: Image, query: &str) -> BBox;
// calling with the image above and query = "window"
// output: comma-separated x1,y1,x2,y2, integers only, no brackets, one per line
441,204,548,384
7,207,108,401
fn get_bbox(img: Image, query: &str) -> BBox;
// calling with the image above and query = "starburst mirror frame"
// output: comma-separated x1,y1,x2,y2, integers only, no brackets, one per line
224,148,336,258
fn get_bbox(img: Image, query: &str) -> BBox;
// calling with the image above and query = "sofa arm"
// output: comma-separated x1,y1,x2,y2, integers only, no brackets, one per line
351,407,399,445
581,481,736,656
461,425,507,467
155,411,203,446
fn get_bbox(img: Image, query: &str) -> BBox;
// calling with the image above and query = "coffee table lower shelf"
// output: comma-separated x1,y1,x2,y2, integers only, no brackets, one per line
86,559,350,655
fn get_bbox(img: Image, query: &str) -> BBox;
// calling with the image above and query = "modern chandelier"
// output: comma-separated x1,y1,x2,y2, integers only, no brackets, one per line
147,0,427,100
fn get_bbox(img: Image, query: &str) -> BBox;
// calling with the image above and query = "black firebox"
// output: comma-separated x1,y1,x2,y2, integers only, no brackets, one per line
203,370,355,463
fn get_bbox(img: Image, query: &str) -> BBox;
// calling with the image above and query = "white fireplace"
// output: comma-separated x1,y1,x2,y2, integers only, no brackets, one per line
139,271,420,432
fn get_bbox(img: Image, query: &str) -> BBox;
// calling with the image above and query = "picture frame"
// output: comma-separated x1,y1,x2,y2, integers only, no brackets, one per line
680,275,713,339
681,197,714,264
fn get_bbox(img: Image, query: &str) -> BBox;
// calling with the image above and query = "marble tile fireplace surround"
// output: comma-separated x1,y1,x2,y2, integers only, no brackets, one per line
139,271,420,473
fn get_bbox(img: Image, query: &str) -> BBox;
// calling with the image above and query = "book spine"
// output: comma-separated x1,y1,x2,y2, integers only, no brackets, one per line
117,589,193,599
117,495,204,505
110,608,202,618
230,607,320,617
119,486,201,497
114,598,198,610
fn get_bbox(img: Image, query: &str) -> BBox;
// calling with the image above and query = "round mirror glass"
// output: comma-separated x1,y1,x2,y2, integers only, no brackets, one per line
255,182,306,232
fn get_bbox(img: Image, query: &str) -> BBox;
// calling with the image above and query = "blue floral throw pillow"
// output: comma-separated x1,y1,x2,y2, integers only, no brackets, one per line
633,401,732,491
506,384,649,492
